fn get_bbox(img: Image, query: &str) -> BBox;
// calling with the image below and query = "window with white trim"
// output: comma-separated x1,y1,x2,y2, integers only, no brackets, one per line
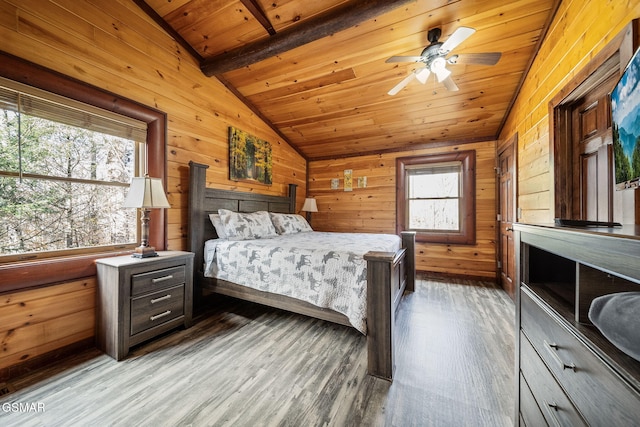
406,162,461,231
0,77,146,260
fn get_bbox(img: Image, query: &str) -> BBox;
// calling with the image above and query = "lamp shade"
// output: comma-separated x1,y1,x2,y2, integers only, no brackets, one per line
301,197,318,212
122,175,171,209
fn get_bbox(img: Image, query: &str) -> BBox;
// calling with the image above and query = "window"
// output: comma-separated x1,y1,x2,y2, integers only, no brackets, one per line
0,76,147,261
397,151,476,244
0,52,166,292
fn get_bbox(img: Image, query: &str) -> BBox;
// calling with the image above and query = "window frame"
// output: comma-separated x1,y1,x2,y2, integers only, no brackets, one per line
0,79,149,261
396,151,476,245
0,51,167,293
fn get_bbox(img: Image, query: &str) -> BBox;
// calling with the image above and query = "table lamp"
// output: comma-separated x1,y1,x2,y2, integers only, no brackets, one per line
301,197,318,224
122,175,171,258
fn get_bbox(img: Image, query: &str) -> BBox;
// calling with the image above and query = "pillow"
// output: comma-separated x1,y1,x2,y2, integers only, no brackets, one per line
208,213,228,239
588,292,640,362
217,209,277,240
269,212,313,234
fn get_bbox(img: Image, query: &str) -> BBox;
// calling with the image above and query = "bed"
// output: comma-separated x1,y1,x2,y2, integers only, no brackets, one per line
188,161,415,381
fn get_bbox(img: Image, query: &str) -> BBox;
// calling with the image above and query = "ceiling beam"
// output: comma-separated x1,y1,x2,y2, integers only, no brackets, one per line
200,0,415,76
240,0,276,35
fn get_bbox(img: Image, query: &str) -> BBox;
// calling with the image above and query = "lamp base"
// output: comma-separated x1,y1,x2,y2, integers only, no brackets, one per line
131,245,159,258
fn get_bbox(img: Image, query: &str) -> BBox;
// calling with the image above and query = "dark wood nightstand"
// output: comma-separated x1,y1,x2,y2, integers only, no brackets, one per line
95,251,194,360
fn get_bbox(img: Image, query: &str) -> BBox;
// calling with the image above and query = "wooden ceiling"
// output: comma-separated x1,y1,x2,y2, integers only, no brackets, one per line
137,0,559,160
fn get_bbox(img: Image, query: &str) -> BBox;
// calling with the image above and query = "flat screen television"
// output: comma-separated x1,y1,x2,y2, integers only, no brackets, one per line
611,46,640,190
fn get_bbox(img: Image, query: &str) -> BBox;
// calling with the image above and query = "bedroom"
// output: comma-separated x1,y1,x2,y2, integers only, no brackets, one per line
1,0,640,425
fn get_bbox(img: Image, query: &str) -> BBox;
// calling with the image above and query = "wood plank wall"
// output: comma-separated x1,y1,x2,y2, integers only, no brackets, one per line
0,278,95,376
308,140,497,279
0,0,305,373
499,0,640,223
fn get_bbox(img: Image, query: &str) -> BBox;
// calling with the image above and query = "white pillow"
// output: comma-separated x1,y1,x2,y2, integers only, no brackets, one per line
589,292,640,362
269,212,313,234
217,209,277,240
208,213,228,239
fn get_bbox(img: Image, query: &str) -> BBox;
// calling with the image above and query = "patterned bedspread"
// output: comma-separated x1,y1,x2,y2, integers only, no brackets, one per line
203,231,401,334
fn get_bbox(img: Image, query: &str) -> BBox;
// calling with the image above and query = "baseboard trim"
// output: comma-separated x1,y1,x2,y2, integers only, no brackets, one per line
418,270,499,284
0,337,95,382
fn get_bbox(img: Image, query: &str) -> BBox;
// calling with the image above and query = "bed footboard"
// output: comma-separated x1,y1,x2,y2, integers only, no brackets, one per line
364,231,415,380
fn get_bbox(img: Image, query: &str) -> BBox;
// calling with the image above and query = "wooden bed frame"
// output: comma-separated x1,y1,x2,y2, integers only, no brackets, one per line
188,161,415,381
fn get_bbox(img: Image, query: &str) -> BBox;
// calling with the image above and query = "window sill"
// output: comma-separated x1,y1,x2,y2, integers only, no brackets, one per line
414,231,476,245
0,250,134,294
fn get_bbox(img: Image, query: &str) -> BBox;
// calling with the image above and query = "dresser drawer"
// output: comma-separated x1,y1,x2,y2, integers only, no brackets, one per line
520,331,586,426
131,284,184,335
521,287,640,425
519,372,547,427
131,265,185,296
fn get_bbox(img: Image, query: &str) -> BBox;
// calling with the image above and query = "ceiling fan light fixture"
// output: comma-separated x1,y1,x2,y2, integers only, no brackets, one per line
434,67,451,82
430,57,451,82
415,68,430,84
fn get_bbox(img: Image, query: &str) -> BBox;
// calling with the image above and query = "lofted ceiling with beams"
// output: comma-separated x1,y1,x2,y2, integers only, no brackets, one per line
136,0,560,160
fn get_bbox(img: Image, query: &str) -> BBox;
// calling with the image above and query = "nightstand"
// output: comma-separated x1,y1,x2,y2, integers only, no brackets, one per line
95,251,194,360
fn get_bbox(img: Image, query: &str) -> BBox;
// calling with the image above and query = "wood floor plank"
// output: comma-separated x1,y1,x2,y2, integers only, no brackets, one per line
0,276,514,426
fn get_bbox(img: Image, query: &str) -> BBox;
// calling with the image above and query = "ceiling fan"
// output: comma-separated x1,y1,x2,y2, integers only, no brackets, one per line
386,26,501,95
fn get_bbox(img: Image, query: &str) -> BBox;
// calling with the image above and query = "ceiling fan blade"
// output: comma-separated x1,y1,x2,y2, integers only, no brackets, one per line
440,26,475,53
386,56,425,63
449,52,502,66
441,76,459,91
388,73,417,95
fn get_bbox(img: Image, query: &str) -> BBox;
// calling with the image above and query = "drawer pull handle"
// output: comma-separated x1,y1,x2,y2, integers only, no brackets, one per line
150,294,171,304
544,340,576,371
542,400,562,427
152,275,174,283
150,310,172,321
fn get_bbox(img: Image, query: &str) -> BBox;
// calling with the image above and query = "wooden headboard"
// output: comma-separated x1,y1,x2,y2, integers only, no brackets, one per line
188,161,297,276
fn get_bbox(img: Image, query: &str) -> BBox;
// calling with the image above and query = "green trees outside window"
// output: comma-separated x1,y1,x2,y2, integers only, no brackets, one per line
0,104,139,257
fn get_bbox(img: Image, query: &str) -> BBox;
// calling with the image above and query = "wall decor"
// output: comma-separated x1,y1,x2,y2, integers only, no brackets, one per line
229,126,272,185
344,169,353,191
331,178,340,189
358,176,367,188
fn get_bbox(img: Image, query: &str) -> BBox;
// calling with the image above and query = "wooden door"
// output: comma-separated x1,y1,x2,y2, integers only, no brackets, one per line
570,75,616,221
497,135,517,300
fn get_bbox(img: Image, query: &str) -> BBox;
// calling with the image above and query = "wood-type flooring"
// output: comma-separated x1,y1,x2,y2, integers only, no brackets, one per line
0,276,515,426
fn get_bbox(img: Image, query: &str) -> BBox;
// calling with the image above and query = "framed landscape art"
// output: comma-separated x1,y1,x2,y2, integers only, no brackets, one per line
228,126,272,185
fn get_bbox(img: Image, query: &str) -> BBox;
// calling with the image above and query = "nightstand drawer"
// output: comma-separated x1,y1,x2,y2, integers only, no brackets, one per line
131,265,185,296
521,287,640,425
131,284,184,335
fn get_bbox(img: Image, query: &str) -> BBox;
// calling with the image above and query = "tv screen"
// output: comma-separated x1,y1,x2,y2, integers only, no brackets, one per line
611,46,640,190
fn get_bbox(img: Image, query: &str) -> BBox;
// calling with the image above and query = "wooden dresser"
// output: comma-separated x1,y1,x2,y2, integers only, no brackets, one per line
96,251,194,360
514,224,640,426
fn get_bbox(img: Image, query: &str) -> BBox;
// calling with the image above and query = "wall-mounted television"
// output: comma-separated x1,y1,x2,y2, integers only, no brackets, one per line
611,46,640,190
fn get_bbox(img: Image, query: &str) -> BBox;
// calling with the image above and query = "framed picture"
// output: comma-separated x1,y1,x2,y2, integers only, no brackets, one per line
228,126,272,185
344,169,352,191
